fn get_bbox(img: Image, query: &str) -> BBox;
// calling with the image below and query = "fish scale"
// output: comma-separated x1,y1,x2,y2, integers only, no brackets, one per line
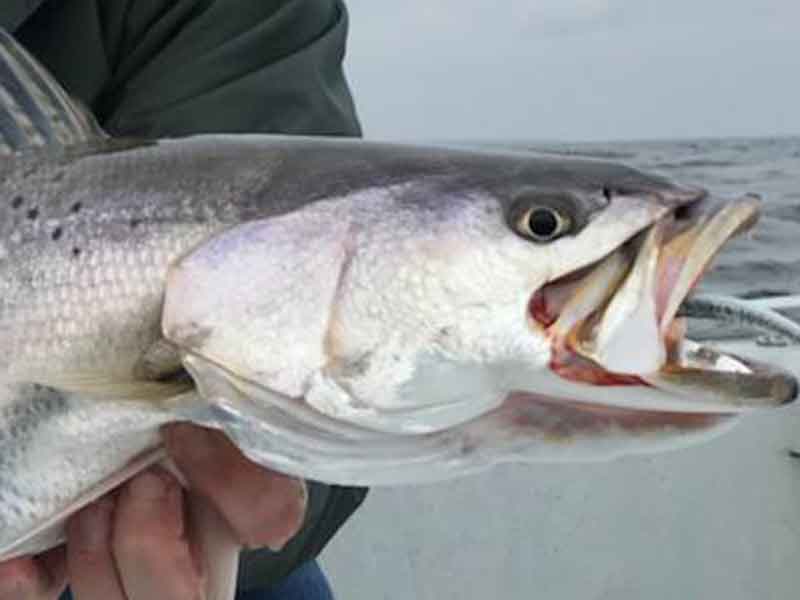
0,205,213,379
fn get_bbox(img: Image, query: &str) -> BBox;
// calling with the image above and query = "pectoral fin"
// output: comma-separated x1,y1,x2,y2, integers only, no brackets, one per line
19,372,192,403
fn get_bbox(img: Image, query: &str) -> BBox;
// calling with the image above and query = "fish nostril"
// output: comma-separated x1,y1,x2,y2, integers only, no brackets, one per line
663,187,711,219
674,205,691,221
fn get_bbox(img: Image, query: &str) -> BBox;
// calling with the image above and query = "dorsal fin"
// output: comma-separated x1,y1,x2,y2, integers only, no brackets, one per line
0,28,107,155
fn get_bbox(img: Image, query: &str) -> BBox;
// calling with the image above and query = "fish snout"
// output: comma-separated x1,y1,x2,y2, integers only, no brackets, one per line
671,192,762,235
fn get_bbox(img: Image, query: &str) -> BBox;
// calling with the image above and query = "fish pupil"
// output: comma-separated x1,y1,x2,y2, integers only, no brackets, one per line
528,208,558,239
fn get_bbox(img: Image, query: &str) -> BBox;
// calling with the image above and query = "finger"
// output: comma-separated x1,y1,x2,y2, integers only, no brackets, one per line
37,547,67,597
112,468,205,600
67,496,127,600
164,423,307,550
0,548,66,600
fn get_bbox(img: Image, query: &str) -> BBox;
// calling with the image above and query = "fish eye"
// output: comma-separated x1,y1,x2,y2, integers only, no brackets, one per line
518,206,571,242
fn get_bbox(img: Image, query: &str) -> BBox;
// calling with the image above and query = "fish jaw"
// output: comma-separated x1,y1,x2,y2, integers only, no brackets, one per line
524,193,796,439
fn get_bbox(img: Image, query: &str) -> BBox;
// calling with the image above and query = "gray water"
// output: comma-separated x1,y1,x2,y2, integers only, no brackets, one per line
521,136,800,298
320,137,800,600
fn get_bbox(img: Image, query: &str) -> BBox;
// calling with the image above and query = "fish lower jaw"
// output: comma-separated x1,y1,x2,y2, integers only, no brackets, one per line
642,339,798,409
545,331,797,417
535,283,797,413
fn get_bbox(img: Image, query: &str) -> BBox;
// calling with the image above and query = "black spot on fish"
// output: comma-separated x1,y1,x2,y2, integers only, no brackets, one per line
51,226,63,241
51,171,65,183
71,202,82,214
26,207,38,221
129,218,142,229
11,196,23,209
71,247,81,258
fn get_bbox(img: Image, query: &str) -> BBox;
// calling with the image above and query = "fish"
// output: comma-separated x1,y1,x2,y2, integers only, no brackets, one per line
0,28,795,598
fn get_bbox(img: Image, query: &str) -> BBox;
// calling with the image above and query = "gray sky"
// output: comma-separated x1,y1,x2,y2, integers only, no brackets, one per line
344,0,799,142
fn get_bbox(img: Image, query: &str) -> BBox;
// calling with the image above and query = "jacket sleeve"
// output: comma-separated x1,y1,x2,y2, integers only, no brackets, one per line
0,1,46,31
16,0,362,137
15,0,366,591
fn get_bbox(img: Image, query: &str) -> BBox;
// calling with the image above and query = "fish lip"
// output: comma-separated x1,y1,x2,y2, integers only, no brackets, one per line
659,345,799,407
673,192,761,235
530,192,797,410
730,353,798,404
656,184,709,209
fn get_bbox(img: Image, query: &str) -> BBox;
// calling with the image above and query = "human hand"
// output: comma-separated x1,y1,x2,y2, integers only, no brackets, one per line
0,424,308,599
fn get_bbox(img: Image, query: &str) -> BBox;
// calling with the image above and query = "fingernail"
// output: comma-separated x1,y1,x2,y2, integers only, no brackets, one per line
77,498,114,550
129,470,169,501
294,479,308,511
189,537,207,579
266,478,308,552
267,537,288,552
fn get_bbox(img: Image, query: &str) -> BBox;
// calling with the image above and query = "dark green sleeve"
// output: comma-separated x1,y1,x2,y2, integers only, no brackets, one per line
15,0,361,137
0,1,45,31
13,0,366,591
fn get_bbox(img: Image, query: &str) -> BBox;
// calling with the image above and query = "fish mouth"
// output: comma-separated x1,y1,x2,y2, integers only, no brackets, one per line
526,192,797,432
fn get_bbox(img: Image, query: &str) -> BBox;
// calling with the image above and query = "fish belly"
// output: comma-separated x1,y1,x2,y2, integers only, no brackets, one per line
0,382,173,558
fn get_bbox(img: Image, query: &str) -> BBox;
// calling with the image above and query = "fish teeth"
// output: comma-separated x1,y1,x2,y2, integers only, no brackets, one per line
577,223,666,375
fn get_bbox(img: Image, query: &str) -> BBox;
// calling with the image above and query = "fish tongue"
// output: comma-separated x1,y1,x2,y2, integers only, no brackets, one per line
580,222,666,374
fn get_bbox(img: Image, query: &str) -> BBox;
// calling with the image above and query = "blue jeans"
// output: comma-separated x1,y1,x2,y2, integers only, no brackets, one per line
60,559,333,600
238,560,334,600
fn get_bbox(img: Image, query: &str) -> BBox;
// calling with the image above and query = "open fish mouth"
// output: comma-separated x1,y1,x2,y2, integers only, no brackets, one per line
526,193,797,432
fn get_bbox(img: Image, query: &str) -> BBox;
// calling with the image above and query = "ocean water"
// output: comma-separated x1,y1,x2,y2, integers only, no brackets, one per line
516,136,800,298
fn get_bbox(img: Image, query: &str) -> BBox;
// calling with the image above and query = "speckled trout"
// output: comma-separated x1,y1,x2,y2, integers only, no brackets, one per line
0,29,794,599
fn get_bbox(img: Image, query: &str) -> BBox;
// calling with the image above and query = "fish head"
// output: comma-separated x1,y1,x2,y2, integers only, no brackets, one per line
496,177,796,461
163,145,795,465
